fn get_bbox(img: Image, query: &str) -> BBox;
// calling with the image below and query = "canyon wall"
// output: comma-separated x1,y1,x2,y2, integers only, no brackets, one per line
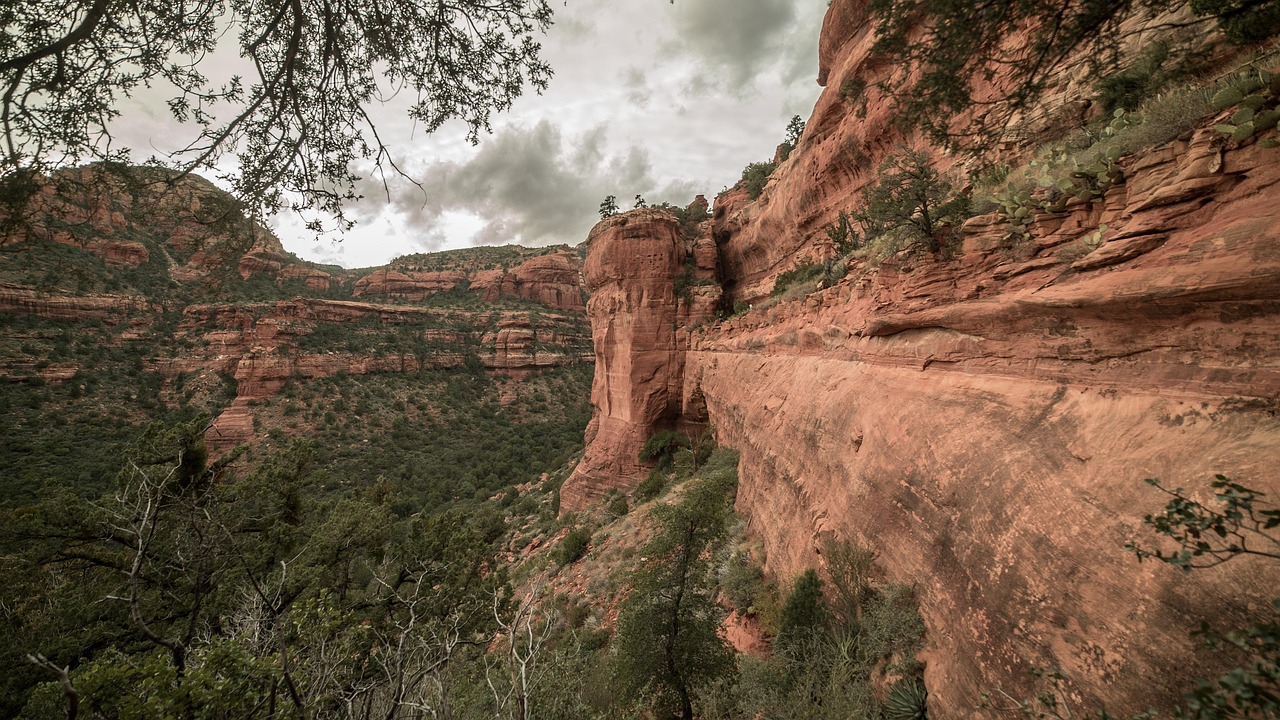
562,0,1280,715
1,168,594,457
183,299,592,453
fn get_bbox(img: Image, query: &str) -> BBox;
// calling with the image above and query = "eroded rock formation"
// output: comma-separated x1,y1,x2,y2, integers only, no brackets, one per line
563,0,1280,715
171,298,592,454
559,210,720,510
352,250,585,311
1,169,594,458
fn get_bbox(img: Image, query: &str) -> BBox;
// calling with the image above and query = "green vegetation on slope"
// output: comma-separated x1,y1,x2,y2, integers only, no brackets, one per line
262,363,593,514
0,312,236,505
387,243,572,273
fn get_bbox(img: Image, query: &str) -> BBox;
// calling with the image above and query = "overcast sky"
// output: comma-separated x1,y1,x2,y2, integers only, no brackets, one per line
124,0,828,268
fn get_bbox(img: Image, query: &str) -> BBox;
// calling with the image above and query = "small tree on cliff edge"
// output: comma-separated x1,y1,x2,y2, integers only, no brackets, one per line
599,195,619,219
854,148,968,255
779,115,807,161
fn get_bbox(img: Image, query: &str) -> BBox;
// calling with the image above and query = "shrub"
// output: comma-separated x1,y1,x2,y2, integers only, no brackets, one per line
776,568,827,656
771,262,824,297
740,161,777,200
885,679,929,720
823,538,877,631
672,263,695,303
859,583,926,667
639,429,685,468
605,492,629,519
557,526,592,565
1096,41,1173,115
634,468,668,502
824,211,859,255
721,554,766,613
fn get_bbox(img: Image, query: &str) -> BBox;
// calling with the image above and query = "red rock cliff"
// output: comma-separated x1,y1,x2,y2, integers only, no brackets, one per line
353,249,585,312
559,210,720,510
559,211,684,510
565,0,1280,715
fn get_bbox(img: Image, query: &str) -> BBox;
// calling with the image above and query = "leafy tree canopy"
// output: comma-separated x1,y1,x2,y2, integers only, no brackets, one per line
0,0,554,233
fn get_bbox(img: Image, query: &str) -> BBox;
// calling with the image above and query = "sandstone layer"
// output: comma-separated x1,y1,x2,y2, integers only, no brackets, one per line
171,298,592,454
353,249,585,311
562,1,1280,715
558,211,690,510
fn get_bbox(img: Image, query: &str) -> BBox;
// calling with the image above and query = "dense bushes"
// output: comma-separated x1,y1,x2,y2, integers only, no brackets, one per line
702,531,927,720
639,428,685,468
770,261,825,296
558,526,592,564
634,468,669,502
739,161,777,200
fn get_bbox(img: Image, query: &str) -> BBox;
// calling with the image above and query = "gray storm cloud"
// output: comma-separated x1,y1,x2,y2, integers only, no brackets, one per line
270,0,825,266
370,121,702,251
668,0,822,88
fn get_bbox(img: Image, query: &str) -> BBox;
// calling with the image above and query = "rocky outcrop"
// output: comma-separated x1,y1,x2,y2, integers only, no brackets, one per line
353,269,469,300
482,315,591,371
472,250,585,311
558,211,717,511
353,250,585,311
576,172,1280,714
171,296,592,454
0,165,355,288
564,2,1280,715
277,265,334,291
0,284,155,322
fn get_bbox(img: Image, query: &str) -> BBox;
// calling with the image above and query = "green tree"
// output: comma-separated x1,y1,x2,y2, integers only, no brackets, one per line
739,161,777,200
0,0,554,233
779,114,807,161
557,526,592,565
612,463,738,720
3,417,513,718
776,568,827,657
599,195,619,219
854,148,968,255
640,429,686,470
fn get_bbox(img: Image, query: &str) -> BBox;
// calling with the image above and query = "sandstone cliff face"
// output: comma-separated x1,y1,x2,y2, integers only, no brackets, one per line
1,165,341,289
558,210,721,510
167,297,592,454
0,284,155,322
559,212,684,510
353,250,585,312
716,0,1228,304
473,250,585,311
564,1,1280,715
